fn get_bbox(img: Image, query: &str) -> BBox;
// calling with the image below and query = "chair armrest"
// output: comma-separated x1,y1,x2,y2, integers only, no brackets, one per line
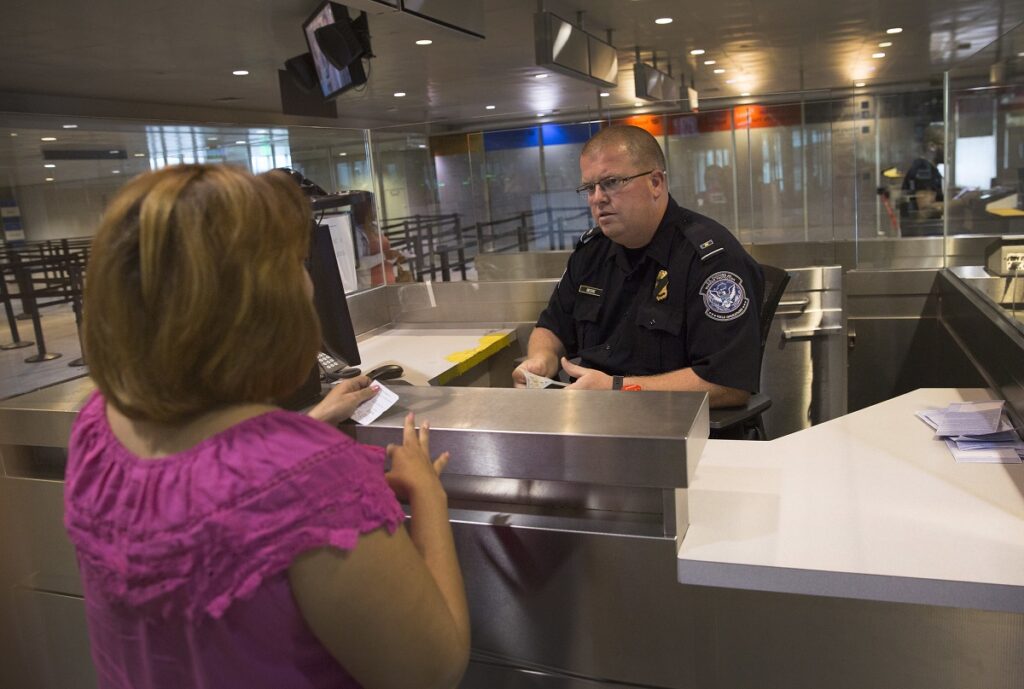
708,393,772,430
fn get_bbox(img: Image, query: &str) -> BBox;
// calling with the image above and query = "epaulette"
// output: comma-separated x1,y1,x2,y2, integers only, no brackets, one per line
685,226,727,262
575,226,599,250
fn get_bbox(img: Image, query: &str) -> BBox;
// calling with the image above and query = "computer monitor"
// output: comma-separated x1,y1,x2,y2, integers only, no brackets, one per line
303,2,370,99
308,222,361,369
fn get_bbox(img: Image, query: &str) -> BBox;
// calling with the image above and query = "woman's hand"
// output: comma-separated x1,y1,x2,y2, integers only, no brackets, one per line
307,375,378,424
386,413,449,503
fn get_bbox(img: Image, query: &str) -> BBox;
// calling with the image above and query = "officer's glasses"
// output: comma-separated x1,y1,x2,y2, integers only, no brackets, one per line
576,170,655,199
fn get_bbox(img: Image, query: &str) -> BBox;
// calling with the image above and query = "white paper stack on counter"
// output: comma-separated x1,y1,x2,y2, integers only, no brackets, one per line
916,401,1024,463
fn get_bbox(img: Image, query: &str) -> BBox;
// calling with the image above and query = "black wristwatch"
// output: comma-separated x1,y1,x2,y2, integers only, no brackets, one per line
612,375,624,390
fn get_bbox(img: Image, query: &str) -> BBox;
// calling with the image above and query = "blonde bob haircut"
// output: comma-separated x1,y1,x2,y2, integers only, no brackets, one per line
83,164,321,423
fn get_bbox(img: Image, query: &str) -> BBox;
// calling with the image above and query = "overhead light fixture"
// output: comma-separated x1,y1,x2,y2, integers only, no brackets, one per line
45,177,54,182
886,27,903,34
741,92,751,97
234,140,246,144
855,81,866,87
704,59,716,65
112,170,121,174
872,52,886,59
207,136,218,141
339,152,347,156
394,91,407,97
108,149,119,154
634,101,643,106
599,91,610,97
713,68,726,74
536,112,545,117
690,49,705,56
41,137,57,142
655,17,673,25
534,73,549,78
415,39,432,45
232,70,249,76
485,104,496,109
9,133,17,137
725,78,736,84
44,164,56,168
418,144,427,148
133,153,146,157
62,124,78,129
879,41,893,47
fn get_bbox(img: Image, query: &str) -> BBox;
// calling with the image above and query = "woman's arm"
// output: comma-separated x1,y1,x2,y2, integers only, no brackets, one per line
288,414,469,689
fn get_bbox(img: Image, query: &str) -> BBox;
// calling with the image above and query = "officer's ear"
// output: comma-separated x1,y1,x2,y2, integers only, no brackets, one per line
650,169,668,198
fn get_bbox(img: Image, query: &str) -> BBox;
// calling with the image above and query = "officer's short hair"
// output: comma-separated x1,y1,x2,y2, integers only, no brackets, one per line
581,125,666,172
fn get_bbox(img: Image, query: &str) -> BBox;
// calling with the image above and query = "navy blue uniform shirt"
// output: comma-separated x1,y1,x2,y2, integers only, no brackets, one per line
536,195,765,392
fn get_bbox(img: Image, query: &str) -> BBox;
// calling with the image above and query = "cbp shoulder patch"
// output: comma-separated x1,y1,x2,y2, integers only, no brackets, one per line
699,271,749,321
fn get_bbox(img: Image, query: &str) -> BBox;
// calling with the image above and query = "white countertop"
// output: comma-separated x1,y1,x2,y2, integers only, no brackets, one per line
678,388,1024,613
356,327,516,386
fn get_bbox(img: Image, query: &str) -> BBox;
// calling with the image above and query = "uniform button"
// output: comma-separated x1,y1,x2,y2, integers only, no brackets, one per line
605,344,611,350
649,319,656,326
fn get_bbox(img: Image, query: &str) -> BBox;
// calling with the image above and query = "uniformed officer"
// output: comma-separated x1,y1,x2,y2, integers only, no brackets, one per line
512,125,764,408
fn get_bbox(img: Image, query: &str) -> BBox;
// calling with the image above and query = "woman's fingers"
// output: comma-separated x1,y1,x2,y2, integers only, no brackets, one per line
402,412,416,447
418,420,430,456
433,451,450,475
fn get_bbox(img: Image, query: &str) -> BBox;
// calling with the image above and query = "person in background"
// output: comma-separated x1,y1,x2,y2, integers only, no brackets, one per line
65,164,469,689
353,200,407,285
513,125,764,408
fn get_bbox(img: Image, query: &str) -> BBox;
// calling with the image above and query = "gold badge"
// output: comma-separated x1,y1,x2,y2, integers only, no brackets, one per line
654,269,669,301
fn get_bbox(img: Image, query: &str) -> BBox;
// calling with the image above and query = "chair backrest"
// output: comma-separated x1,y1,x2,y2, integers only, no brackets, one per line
757,263,792,359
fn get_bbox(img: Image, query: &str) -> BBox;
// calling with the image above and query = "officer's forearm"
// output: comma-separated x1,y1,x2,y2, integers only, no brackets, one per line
624,368,750,408
526,327,566,377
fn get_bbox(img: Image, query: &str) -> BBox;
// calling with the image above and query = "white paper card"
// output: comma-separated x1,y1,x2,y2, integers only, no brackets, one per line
522,370,567,389
350,382,399,425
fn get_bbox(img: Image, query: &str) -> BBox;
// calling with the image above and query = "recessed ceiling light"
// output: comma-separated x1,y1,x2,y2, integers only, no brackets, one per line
112,170,121,174
599,91,610,97
9,133,17,137
44,164,56,168
62,124,78,129
634,101,643,107
855,81,866,87
536,112,545,117
725,79,736,84
235,140,246,144
655,17,673,25
133,153,146,157
41,137,57,142
879,41,893,47
690,49,706,56
232,70,249,76
394,91,407,97
741,92,751,97
418,144,426,148
485,105,496,109
415,39,432,46
534,73,548,79
45,177,54,182
108,149,119,154
886,27,903,34
207,136,218,141
704,59,716,65
872,52,886,59
713,68,726,74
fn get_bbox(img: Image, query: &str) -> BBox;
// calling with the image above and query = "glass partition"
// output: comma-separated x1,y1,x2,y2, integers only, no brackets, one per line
944,21,1024,260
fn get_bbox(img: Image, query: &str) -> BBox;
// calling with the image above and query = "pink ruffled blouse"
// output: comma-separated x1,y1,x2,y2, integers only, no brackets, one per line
63,392,406,689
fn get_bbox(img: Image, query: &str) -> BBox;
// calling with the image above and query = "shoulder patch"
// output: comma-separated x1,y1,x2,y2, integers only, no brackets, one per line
700,271,749,321
575,226,599,250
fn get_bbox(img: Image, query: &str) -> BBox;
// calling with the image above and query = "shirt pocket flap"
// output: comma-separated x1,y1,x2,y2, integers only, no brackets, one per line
572,296,603,323
635,301,683,335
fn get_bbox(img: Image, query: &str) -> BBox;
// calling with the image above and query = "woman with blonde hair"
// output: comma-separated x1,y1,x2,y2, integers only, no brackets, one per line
64,164,469,689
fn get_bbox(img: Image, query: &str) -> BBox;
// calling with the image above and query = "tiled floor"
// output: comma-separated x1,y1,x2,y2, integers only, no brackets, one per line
0,302,87,400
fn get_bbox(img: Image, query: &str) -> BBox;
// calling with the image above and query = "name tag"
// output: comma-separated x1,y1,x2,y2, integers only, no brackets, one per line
578,284,603,297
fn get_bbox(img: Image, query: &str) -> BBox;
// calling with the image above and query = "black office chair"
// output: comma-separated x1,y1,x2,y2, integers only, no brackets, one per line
708,264,791,440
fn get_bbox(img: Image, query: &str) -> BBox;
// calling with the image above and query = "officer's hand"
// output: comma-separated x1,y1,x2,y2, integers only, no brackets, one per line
512,357,553,388
562,357,612,390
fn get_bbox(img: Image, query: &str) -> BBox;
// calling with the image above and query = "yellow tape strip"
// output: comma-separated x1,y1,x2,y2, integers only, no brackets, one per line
437,333,513,385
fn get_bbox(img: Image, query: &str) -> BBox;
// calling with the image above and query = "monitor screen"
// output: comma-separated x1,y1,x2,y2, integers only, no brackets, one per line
303,1,367,99
308,222,361,367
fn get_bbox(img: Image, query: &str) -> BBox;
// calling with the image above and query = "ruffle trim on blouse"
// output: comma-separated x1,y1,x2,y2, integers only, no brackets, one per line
64,393,406,621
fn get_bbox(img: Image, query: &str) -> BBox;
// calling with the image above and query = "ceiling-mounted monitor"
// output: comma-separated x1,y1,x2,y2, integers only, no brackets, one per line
634,62,681,102
303,2,371,99
534,11,618,88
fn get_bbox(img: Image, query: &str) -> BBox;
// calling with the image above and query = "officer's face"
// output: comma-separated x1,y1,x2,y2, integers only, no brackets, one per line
580,145,664,249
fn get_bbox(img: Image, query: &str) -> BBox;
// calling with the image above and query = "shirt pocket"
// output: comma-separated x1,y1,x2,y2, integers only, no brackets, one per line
633,301,686,373
573,297,603,350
